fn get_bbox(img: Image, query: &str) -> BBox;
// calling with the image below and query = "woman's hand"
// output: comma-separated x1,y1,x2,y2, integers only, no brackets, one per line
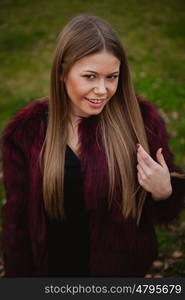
136,144,172,201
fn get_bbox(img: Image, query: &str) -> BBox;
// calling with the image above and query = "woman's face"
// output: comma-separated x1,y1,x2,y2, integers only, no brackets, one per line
64,50,120,120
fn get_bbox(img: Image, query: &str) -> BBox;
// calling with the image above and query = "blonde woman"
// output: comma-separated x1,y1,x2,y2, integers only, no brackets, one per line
2,14,185,277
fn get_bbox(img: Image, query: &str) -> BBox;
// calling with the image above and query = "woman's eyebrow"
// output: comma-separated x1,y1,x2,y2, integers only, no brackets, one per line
82,70,119,74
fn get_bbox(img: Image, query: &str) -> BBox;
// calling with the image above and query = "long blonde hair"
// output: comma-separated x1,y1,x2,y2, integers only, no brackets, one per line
40,14,183,225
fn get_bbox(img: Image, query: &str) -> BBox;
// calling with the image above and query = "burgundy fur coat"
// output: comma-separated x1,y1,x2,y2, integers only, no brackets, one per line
1,96,185,277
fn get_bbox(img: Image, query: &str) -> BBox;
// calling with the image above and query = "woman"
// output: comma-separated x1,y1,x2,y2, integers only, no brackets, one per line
1,14,185,277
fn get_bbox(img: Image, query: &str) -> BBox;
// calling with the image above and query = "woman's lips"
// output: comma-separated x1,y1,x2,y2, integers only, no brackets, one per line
85,97,106,102
84,97,105,108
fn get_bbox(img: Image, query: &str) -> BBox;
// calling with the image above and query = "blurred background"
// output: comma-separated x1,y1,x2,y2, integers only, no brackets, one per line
0,0,185,277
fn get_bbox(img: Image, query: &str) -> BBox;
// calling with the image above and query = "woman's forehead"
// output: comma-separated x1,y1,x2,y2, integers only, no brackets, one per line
72,50,120,74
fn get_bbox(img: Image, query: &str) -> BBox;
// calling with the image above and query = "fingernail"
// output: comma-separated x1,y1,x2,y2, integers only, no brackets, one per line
136,143,140,150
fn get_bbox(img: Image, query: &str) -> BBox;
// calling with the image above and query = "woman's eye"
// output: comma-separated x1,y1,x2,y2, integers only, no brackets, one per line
82,74,119,80
83,75,95,79
107,75,119,80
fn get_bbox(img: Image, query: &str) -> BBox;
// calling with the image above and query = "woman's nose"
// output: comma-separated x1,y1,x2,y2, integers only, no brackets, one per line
94,79,107,95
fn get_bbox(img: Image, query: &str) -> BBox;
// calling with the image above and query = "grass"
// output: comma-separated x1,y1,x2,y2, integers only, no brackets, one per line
0,0,185,276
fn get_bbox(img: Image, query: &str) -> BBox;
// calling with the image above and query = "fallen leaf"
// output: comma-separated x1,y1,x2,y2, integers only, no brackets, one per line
171,111,179,120
145,274,153,278
171,251,183,259
153,260,164,269
164,261,170,270
167,258,176,264
153,274,163,278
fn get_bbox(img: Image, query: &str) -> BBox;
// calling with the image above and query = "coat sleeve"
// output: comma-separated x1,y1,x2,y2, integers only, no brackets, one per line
1,119,34,276
138,96,185,225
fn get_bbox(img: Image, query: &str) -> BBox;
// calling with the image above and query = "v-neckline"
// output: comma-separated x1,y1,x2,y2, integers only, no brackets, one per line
67,145,80,162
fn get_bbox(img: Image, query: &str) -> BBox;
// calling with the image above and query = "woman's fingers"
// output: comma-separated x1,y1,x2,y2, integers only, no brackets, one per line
156,148,168,169
137,171,143,185
137,163,147,179
137,144,157,168
136,144,172,198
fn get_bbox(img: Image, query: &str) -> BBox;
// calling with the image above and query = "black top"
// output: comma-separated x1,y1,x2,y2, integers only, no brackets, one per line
46,146,90,277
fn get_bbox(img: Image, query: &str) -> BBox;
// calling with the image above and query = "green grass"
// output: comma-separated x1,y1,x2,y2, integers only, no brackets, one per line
0,0,185,276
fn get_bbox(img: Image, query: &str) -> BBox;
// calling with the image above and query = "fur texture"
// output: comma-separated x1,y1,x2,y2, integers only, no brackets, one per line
1,96,185,276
